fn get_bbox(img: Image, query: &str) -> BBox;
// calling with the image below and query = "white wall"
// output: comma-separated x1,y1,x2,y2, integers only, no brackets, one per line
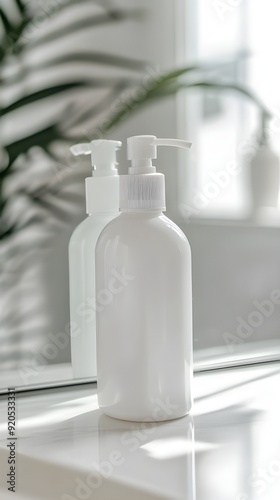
183,222,280,351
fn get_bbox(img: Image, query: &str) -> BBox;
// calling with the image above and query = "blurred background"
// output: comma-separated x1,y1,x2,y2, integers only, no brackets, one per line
1,0,280,386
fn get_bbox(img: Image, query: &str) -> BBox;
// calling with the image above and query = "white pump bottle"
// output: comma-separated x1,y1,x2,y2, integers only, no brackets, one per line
95,135,193,421
69,139,121,379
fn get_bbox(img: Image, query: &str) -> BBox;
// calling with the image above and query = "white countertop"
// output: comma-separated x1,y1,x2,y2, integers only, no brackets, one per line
1,362,280,500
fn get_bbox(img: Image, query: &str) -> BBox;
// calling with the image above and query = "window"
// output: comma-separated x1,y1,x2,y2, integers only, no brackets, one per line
177,0,280,369
181,0,280,220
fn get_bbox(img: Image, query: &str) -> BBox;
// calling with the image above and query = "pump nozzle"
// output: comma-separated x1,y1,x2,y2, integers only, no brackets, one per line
155,138,192,149
70,143,92,156
70,139,122,214
127,135,192,174
70,140,122,177
120,135,192,212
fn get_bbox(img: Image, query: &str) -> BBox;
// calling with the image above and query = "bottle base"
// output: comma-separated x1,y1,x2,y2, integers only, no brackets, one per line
101,408,191,423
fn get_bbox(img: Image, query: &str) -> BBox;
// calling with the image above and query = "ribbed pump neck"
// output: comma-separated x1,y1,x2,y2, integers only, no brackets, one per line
120,135,192,212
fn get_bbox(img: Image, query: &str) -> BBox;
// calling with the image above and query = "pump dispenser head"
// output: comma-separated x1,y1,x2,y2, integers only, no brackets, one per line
120,135,192,211
70,140,122,214
127,135,192,174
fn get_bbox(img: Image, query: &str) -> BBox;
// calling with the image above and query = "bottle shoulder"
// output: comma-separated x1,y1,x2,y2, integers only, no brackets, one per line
69,213,119,246
97,212,190,252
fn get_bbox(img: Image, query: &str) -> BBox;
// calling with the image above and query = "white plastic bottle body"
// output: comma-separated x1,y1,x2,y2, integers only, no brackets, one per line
69,213,119,379
95,211,192,421
249,146,280,209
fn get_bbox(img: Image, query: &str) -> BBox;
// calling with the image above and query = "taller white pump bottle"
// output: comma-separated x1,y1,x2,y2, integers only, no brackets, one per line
96,135,193,421
69,140,121,379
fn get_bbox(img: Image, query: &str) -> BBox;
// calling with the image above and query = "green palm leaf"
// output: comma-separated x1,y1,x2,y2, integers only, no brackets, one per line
1,82,90,117
23,8,142,52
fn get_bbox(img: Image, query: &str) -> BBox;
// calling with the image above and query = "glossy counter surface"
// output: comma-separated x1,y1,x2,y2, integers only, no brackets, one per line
0,362,280,499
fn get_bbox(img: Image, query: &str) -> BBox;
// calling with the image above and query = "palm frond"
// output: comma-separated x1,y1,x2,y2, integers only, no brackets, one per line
14,0,25,14
0,0,31,59
0,7,12,33
23,8,142,52
99,73,270,134
1,124,61,179
0,58,143,86
1,82,90,117
0,223,17,241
